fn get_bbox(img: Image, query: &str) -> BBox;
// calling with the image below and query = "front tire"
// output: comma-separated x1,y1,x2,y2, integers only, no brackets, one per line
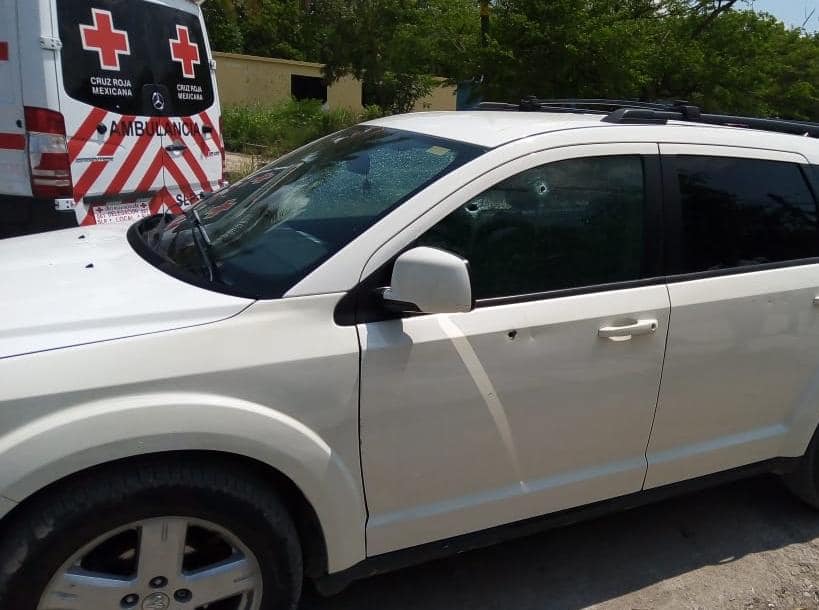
0,457,302,610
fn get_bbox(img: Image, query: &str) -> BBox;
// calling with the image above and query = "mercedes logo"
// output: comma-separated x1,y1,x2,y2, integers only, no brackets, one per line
151,91,166,111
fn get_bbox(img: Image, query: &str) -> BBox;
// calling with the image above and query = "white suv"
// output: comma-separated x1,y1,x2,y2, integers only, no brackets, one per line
3,100,819,610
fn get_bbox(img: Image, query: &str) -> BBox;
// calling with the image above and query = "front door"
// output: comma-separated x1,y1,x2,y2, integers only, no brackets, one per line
359,145,671,555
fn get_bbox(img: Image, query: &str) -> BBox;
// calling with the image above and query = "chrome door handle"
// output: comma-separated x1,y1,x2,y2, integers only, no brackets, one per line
813,296,819,306
598,319,659,340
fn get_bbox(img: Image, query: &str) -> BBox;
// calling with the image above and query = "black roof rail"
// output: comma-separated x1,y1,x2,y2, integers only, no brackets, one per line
474,101,520,111
603,106,819,138
476,97,677,113
476,96,819,139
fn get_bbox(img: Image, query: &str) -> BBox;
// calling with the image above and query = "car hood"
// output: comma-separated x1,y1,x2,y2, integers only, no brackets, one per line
0,224,254,359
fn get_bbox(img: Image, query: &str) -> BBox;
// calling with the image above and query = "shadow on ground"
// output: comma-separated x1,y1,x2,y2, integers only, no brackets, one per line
302,476,819,610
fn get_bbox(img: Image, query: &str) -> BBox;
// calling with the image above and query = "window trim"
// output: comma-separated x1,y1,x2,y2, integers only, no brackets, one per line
664,257,819,285
660,151,819,281
805,164,819,205
474,276,667,308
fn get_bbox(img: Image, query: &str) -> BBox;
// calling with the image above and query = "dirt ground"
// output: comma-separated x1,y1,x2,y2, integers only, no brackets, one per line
302,476,819,610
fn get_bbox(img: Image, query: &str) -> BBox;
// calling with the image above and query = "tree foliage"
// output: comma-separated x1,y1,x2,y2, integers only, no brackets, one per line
204,0,819,120
201,0,243,53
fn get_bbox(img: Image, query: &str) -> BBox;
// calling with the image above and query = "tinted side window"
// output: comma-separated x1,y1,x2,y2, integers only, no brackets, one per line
416,156,648,300
673,156,819,273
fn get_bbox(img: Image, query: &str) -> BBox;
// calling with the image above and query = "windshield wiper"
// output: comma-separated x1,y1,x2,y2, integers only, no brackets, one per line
185,207,219,283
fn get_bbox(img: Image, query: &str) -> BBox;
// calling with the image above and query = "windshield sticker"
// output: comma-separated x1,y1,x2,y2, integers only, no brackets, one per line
170,25,201,79
427,146,451,156
79,9,131,72
249,169,282,184
202,198,238,220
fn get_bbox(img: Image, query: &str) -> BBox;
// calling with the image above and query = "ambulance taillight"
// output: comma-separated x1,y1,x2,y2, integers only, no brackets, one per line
24,107,74,200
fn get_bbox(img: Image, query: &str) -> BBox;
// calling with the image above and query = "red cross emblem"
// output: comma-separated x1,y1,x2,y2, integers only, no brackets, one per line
169,25,201,79
79,9,130,72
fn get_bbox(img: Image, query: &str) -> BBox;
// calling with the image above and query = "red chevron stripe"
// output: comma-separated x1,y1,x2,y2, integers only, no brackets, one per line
136,149,165,194
73,115,135,202
164,153,197,202
149,187,180,215
80,147,163,227
105,119,161,196
68,108,108,163
161,114,213,197
157,117,208,197
181,117,211,157
167,189,184,214
178,145,213,193
198,111,223,155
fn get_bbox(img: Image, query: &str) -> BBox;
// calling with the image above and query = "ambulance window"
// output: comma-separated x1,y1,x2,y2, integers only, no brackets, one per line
56,0,215,117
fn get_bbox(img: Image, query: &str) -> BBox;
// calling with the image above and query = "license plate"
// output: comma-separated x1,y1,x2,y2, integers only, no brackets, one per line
91,200,151,225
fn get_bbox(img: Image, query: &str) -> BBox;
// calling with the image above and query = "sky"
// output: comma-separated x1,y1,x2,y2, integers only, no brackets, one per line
749,0,819,31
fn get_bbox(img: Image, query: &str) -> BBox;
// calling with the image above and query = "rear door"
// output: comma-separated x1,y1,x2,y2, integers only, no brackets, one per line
54,0,221,226
646,146,819,487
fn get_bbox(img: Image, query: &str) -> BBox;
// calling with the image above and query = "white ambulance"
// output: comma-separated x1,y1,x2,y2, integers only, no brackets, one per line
0,0,224,231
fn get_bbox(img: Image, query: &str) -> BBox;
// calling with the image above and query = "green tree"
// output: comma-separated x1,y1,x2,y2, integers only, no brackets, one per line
239,0,318,60
208,0,819,121
471,0,819,120
473,0,662,101
202,0,244,53
313,0,480,113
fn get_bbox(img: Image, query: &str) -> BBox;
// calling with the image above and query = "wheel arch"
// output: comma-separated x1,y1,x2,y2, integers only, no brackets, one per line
0,450,331,579
0,394,366,573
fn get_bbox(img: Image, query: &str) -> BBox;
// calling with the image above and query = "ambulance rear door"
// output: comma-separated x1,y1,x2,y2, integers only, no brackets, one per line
153,0,223,212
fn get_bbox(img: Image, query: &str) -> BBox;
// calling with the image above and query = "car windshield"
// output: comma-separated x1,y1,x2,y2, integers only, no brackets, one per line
132,126,484,298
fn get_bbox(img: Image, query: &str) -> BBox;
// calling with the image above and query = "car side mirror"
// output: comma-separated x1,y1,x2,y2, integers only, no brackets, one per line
382,247,474,315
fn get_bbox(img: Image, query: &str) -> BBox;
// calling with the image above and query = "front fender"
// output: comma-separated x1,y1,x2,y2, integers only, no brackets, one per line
0,393,366,572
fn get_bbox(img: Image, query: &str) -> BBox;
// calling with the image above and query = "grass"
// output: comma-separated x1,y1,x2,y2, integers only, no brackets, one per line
222,98,385,158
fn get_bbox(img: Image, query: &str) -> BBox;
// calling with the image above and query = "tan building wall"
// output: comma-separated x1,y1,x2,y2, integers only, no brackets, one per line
213,52,363,110
413,79,457,112
213,51,456,112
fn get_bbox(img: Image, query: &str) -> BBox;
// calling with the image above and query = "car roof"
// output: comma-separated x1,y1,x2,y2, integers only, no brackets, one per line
366,110,819,151
366,111,606,148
